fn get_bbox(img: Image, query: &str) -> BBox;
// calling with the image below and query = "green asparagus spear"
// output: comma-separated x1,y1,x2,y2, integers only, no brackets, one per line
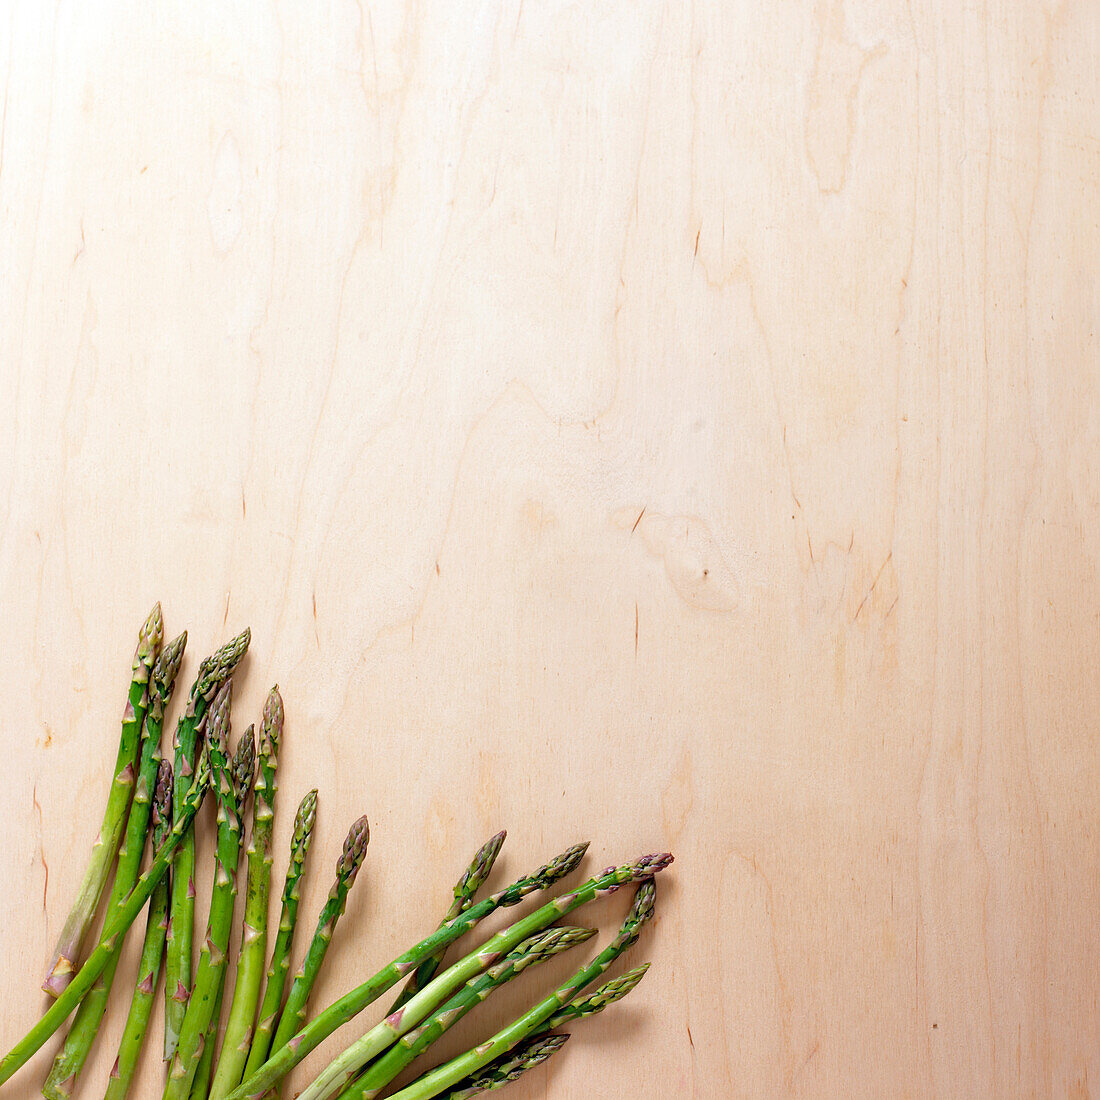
42,632,187,1097
541,963,651,1029
419,962,647,1100
324,927,596,1100
0,749,212,1087
188,993,224,1100
282,859,665,1100
240,789,318,1083
190,719,259,1100
105,760,176,1100
209,686,285,1099
384,879,660,1100
226,842,603,1100
388,831,506,1014
264,813,370,1080
166,628,251,1059
43,603,163,997
163,693,253,1100
432,1034,570,1100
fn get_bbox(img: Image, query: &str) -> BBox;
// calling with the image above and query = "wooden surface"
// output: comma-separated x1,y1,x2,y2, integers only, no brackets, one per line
1,2,1098,1097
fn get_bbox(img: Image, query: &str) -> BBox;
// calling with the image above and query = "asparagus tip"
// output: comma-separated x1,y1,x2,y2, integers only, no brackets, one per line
233,724,257,799
261,686,284,754
144,602,164,640
339,815,370,877
627,852,673,880
206,682,233,753
294,789,319,846
152,631,188,699
153,759,174,827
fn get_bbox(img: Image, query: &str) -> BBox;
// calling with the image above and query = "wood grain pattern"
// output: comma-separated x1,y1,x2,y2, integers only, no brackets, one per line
1,2,1097,1096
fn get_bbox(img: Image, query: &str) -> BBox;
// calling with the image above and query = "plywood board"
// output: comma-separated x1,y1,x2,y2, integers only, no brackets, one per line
1,3,1098,1097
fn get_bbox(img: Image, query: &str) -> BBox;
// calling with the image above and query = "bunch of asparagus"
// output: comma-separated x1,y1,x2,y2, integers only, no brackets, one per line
1,605,673,1099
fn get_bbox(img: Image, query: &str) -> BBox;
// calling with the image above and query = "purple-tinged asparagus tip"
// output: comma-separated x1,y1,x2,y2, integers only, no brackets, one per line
630,852,674,879
338,815,370,877
206,682,233,754
233,724,256,798
141,603,164,648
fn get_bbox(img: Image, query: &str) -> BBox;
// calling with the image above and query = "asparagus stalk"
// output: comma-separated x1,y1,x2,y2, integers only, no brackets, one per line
190,716,258,1100
286,858,666,1100
163,693,253,1100
541,962,651,1029
226,842,603,1100
188,994,224,1100
166,628,251,1059
42,632,187,1097
264,813,370,1080
384,879,660,1100
42,603,163,997
402,961,648,1100
432,1034,570,1100
240,789,318,1083
388,831,507,1014
209,687,285,1099
0,749,212,1087
324,927,596,1100
105,760,176,1100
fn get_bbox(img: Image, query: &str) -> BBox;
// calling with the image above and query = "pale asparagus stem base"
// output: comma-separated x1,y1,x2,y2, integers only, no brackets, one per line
163,697,252,1100
166,628,251,1060
209,686,284,1100
0,751,211,1088
240,789,317,1085
43,603,163,997
43,632,186,1099
385,878,662,1100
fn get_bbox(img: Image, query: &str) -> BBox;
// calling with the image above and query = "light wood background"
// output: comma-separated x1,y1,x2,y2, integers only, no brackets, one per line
1,2,1097,1097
